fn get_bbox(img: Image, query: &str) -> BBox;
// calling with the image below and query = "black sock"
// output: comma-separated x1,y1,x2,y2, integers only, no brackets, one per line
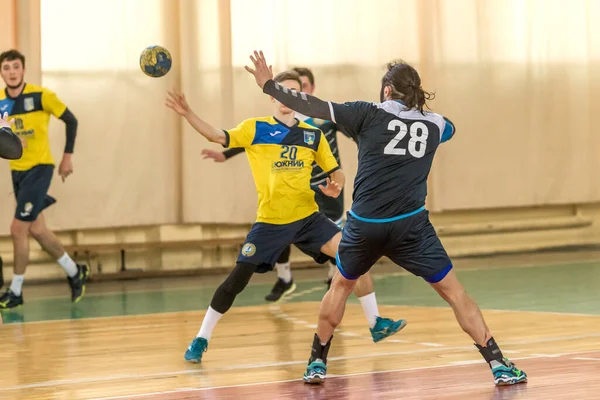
308,333,333,365
475,337,505,367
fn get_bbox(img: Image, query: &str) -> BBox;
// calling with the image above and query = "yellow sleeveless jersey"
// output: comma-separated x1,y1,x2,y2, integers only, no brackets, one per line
0,83,67,171
224,116,339,225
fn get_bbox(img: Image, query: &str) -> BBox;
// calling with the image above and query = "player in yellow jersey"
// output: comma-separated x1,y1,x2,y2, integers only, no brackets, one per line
0,50,89,309
166,70,406,363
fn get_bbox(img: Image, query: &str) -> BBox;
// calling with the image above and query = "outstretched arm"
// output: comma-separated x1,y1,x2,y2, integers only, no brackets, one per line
245,51,332,121
261,79,333,121
246,51,373,139
0,113,22,160
166,89,227,145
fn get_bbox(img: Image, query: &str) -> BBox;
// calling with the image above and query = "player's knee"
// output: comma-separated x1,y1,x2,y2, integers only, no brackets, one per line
221,262,255,296
10,219,29,239
439,285,468,306
29,221,47,240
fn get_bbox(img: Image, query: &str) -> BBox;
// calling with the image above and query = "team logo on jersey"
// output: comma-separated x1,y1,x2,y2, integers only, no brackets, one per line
304,131,315,145
24,97,34,112
241,243,256,257
20,202,33,218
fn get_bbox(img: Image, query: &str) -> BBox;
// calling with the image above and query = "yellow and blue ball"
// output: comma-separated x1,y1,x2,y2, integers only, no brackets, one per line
139,45,172,78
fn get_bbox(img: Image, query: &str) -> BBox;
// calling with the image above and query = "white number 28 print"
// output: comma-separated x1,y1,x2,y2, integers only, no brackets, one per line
384,120,429,158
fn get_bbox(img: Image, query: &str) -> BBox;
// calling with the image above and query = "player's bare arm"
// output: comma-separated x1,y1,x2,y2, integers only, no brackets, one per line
0,112,21,160
166,89,227,145
319,169,345,198
246,51,333,121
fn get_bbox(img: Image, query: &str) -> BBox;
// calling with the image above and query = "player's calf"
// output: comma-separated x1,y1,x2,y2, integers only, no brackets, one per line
429,268,527,385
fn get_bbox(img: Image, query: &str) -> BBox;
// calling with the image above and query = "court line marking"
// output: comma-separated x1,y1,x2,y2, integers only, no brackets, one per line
270,286,439,347
19,257,600,301
0,344,526,392
380,303,600,318
87,349,600,400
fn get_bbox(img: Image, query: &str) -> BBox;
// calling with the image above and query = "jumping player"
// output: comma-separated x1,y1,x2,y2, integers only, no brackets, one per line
166,70,406,363
201,67,350,301
246,51,528,386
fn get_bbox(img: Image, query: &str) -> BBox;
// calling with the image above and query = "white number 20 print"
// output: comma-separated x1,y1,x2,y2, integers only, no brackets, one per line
383,120,429,158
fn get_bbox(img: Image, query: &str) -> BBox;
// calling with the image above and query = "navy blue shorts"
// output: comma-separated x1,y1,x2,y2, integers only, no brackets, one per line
336,208,452,283
11,164,56,222
238,212,340,273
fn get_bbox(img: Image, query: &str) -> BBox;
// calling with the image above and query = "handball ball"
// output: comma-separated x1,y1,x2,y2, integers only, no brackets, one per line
139,45,172,78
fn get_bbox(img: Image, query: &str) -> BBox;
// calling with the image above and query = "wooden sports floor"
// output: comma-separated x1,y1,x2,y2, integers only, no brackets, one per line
1,250,599,400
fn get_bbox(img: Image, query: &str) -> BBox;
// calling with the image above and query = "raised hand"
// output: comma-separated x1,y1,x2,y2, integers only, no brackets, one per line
244,50,274,89
166,89,191,116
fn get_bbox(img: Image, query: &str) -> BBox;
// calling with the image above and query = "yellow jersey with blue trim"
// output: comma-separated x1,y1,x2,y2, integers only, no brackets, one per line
224,116,339,225
0,83,67,171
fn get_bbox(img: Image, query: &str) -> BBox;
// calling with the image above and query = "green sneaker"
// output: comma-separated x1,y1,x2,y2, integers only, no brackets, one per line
303,360,327,384
492,358,528,385
370,316,407,343
184,337,208,363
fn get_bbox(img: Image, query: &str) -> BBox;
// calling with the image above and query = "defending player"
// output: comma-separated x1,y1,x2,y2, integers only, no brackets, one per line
201,67,350,301
246,51,528,386
0,50,89,308
166,70,406,363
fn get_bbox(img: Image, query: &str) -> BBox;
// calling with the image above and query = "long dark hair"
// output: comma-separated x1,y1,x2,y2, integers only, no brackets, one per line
381,61,434,114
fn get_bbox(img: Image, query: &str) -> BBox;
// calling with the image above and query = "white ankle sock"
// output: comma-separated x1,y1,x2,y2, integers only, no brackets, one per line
276,262,292,284
57,253,78,278
10,274,25,296
358,292,380,329
197,306,223,341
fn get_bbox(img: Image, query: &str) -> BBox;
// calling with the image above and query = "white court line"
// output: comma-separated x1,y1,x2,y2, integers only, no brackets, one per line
571,357,600,361
23,257,600,302
269,287,424,346
0,344,515,393
88,349,600,400
6,258,600,326
383,304,600,319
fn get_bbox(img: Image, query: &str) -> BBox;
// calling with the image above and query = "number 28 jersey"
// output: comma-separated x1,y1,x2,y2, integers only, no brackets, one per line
329,100,455,220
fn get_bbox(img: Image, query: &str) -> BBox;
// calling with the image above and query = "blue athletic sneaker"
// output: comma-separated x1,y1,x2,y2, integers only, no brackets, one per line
492,358,528,385
370,316,407,343
303,360,327,384
184,337,208,363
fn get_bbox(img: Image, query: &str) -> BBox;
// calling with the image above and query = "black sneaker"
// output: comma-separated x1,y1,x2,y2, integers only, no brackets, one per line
0,289,23,309
265,278,296,302
68,264,90,303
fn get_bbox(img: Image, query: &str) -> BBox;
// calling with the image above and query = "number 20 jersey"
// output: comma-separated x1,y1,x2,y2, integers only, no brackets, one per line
224,116,339,225
328,100,455,220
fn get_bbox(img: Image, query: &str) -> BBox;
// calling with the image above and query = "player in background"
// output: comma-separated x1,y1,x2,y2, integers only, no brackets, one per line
166,70,406,363
201,67,351,301
246,51,528,386
0,50,89,309
0,111,21,293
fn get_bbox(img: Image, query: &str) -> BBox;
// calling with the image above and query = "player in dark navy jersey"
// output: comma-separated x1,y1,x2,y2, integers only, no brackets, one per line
246,51,527,387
